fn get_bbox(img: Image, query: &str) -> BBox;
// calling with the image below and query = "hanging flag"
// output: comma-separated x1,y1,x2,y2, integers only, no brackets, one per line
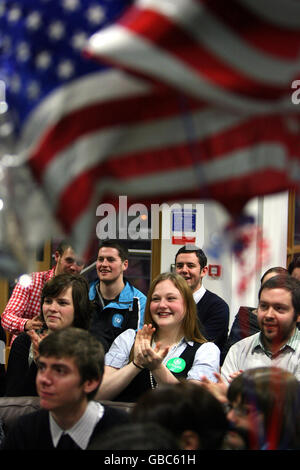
1,0,300,259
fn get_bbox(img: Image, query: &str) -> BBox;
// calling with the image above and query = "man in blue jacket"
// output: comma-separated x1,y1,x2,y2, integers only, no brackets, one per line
89,240,146,352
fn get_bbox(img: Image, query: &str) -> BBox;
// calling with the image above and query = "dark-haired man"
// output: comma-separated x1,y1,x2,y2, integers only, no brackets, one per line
89,241,146,352
1,241,84,342
175,245,229,353
221,275,300,383
1,328,129,450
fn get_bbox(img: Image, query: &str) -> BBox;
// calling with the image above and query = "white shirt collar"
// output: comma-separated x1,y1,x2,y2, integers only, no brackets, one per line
193,284,206,304
50,401,104,449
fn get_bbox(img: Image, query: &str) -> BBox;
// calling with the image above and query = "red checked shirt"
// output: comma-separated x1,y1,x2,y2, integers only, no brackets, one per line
1,267,55,342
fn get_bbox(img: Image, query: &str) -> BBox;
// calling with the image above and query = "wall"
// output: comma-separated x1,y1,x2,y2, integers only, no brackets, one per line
159,191,289,328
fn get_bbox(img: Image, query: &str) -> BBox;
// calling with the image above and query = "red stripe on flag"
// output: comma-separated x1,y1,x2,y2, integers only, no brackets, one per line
203,0,300,59
56,162,297,234
29,89,206,179
115,6,292,100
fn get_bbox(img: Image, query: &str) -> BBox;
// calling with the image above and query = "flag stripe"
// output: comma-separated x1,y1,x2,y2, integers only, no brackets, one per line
20,69,152,161
119,7,292,99
88,24,295,113
237,0,300,29
89,0,300,89
38,99,248,194
56,140,295,232
41,104,298,211
202,0,300,59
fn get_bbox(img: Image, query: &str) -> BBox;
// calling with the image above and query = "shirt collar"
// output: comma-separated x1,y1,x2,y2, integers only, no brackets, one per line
252,327,300,356
193,285,206,304
50,401,104,449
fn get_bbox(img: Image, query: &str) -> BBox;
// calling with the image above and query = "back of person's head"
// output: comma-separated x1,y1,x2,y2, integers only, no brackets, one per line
41,273,92,330
288,256,300,275
228,367,300,450
132,381,228,450
98,240,128,261
175,245,207,269
260,266,288,285
144,272,206,343
258,274,300,319
38,328,104,399
88,422,180,450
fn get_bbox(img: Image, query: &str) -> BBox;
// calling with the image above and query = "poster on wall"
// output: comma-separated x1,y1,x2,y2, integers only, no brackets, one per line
171,208,197,245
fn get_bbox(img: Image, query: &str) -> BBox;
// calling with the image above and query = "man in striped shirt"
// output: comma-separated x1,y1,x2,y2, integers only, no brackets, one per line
1,241,84,342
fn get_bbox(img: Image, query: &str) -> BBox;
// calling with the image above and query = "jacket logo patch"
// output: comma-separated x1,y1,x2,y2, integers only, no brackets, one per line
112,313,124,328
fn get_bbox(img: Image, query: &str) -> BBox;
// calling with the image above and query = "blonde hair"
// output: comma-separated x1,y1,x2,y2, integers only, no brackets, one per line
144,272,207,344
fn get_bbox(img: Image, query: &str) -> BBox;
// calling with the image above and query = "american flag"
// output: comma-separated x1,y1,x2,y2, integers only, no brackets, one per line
1,0,300,258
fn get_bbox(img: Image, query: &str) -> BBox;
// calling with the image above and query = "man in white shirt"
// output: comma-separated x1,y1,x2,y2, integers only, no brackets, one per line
221,274,300,383
1,328,129,450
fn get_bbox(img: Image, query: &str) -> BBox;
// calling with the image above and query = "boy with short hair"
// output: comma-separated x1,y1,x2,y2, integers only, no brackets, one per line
1,328,129,450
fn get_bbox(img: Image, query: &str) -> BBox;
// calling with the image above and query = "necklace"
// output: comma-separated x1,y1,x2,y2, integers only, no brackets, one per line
149,370,156,389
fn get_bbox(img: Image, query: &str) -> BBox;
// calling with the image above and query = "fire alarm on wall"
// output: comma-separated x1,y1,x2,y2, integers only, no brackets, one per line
208,264,221,278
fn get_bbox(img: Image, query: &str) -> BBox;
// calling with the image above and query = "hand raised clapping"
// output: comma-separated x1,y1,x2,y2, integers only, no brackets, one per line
133,324,170,371
27,329,49,362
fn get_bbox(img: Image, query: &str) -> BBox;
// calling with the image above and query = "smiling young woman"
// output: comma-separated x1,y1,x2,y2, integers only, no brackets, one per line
5,273,93,397
96,272,221,403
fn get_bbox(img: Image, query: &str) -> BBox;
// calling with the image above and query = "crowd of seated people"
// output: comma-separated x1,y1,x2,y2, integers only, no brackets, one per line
1,241,300,451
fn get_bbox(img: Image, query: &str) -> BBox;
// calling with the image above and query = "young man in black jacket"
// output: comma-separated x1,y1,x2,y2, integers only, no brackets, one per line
175,245,229,354
89,240,146,352
1,328,129,450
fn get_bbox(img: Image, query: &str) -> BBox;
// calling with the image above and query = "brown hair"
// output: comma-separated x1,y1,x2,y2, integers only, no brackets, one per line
38,327,104,400
41,273,92,330
260,266,288,284
228,367,300,450
144,272,207,344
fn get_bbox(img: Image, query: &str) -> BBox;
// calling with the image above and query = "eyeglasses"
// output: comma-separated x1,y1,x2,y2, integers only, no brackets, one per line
224,403,258,418
64,257,84,266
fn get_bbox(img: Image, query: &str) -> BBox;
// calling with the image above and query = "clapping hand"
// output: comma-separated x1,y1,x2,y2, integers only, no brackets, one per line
200,370,243,404
27,329,49,361
134,324,170,371
200,372,229,403
24,315,43,332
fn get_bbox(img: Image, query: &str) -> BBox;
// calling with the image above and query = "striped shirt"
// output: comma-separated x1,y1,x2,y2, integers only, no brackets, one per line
221,328,300,383
1,267,55,341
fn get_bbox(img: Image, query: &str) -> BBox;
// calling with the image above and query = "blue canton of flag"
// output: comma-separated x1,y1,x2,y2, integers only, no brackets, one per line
0,0,133,132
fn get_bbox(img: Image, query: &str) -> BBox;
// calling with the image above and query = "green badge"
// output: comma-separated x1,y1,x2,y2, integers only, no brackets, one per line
166,357,186,373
